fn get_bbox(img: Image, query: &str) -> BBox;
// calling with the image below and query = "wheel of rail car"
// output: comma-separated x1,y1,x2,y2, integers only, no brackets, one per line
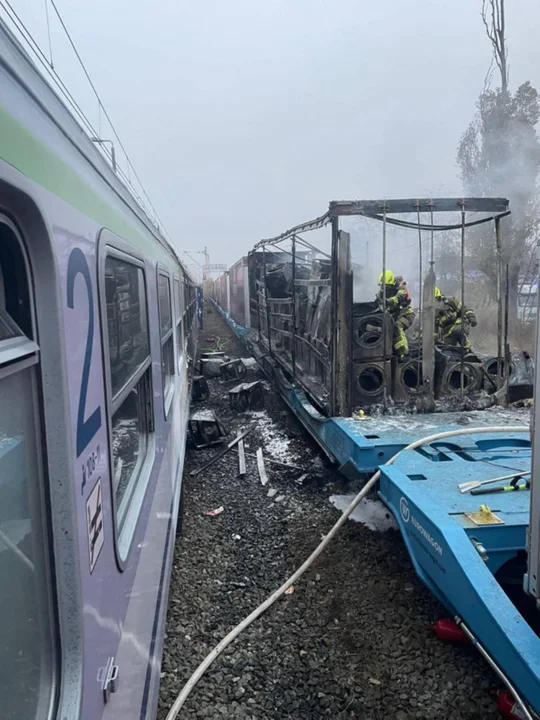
355,364,385,395
442,361,483,394
353,314,384,349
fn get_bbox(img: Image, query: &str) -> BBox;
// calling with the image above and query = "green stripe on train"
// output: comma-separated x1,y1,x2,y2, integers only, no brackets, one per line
0,105,176,267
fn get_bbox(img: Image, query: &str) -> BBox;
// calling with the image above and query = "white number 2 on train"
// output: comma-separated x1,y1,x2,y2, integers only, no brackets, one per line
66,248,102,457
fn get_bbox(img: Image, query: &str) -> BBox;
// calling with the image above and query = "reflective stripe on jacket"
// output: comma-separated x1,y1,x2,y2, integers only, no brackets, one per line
438,296,476,330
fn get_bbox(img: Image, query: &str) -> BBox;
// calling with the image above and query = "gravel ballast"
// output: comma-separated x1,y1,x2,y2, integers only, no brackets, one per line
158,307,501,719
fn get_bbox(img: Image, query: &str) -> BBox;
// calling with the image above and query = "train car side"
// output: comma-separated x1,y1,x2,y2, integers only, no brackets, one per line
0,20,194,720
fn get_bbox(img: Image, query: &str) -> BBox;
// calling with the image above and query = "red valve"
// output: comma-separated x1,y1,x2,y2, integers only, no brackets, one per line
431,618,470,644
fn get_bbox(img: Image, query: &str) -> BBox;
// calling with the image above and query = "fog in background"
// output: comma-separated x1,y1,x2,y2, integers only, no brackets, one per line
7,0,540,275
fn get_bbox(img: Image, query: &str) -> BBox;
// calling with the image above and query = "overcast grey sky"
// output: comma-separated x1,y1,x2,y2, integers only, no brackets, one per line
10,0,540,271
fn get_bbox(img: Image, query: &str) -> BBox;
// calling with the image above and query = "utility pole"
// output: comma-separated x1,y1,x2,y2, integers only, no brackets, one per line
195,246,210,279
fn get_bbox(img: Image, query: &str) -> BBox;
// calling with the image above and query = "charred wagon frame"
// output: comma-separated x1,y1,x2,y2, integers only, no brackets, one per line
216,198,525,416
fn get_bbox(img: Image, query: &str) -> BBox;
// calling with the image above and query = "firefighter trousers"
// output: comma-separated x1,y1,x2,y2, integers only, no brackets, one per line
393,307,414,357
444,320,472,350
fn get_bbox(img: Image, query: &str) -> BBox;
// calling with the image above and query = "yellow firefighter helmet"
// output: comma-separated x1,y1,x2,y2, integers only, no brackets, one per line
378,270,395,285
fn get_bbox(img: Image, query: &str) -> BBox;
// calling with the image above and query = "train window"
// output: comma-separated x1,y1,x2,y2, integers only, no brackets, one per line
0,222,33,340
104,255,154,537
105,259,150,397
0,220,57,720
174,277,185,370
158,272,175,411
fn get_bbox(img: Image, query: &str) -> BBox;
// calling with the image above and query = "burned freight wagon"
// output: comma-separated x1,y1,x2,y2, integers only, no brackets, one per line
211,198,533,417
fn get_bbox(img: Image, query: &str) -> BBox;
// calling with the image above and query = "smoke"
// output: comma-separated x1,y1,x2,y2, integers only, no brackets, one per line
341,215,430,305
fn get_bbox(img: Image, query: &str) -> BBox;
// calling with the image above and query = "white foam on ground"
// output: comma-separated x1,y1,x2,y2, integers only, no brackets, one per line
342,406,530,434
329,494,398,532
248,410,300,464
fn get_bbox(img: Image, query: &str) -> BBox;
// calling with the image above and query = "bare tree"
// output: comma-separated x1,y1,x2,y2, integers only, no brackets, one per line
482,0,508,94
457,1,540,325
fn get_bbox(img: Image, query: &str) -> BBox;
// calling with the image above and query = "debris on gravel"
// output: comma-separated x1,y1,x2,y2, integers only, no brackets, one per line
157,306,501,719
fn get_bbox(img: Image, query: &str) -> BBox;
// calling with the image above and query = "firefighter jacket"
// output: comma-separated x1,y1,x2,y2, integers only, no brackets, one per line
376,283,411,318
437,297,477,331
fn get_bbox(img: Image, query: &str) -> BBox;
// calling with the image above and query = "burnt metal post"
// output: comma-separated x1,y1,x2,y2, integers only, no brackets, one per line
422,203,436,399
382,204,388,410
291,235,297,378
460,203,466,395
504,263,510,406
416,203,423,384
416,203,423,332
330,216,338,414
262,244,273,355
331,219,352,416
495,216,504,388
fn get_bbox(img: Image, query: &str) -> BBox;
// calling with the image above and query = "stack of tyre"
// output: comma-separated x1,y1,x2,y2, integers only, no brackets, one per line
351,301,393,406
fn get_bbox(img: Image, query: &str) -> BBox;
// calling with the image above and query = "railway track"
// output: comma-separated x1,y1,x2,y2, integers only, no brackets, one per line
158,306,502,719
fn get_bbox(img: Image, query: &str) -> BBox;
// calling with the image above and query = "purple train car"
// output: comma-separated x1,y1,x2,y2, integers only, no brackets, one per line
0,18,195,720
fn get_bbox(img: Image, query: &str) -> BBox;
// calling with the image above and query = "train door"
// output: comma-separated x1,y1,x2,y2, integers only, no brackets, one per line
0,216,58,720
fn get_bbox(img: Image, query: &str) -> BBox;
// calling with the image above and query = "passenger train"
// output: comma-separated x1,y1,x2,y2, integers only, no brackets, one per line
0,18,196,720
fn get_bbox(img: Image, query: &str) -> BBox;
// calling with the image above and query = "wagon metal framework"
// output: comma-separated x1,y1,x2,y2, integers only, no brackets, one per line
249,198,511,416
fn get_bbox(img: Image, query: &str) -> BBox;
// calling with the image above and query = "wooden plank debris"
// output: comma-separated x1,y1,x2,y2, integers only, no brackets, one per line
257,447,268,486
237,432,247,476
190,424,256,477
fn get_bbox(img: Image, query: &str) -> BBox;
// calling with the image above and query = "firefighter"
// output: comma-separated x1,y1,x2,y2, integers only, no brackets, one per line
434,287,477,350
376,270,415,360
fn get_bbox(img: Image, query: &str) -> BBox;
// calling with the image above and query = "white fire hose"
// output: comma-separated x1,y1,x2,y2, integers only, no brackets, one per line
166,425,531,719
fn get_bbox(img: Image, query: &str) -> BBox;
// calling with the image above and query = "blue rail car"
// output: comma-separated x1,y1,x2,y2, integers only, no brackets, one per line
379,436,539,713
213,300,539,716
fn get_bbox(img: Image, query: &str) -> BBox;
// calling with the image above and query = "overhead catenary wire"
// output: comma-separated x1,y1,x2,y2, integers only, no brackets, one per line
1,0,136,199
43,0,53,67
0,0,149,218
165,424,530,720
0,0,186,259
182,250,203,268
48,0,166,226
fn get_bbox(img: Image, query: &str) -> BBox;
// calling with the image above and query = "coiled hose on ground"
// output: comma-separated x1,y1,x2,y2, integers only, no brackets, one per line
166,425,531,720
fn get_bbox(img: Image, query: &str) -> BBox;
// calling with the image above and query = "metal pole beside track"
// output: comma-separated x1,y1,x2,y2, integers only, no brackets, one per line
495,216,504,389
504,263,510,406
291,235,297,379
460,202,466,396
382,204,388,412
